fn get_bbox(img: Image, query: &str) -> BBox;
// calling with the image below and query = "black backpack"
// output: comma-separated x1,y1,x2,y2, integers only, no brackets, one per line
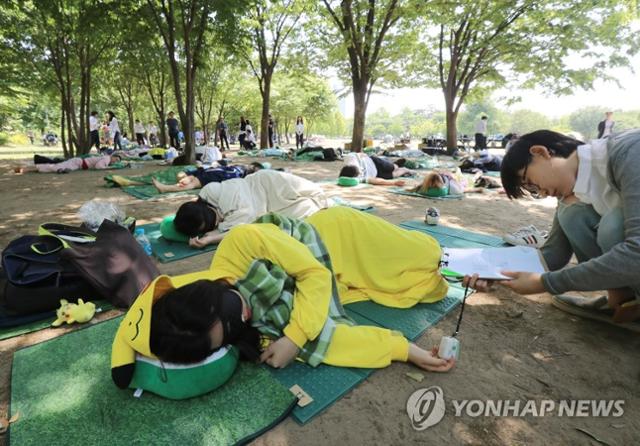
0,235,98,319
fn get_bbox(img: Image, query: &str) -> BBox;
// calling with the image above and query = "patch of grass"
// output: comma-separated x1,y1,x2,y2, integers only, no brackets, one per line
0,143,64,160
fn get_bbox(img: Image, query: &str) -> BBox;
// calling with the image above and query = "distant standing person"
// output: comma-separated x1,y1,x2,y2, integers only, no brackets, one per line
147,122,158,146
27,130,35,145
597,111,615,138
217,117,230,151
238,116,247,149
268,113,275,148
133,119,146,146
89,111,100,151
474,115,488,151
166,111,180,149
107,111,123,151
295,116,304,150
244,120,257,150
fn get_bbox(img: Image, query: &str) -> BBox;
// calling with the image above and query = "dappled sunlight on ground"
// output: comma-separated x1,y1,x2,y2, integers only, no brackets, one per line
1,146,639,446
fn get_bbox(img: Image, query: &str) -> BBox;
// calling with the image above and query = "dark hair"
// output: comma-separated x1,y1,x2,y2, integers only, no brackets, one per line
91,111,98,116
171,154,188,166
394,158,407,168
501,130,583,199
481,116,488,120
106,111,116,121
339,165,359,178
246,162,264,175
150,279,262,363
174,200,217,237
296,116,303,124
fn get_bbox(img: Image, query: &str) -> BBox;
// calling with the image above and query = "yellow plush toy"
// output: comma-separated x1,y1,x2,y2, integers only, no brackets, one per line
52,299,96,327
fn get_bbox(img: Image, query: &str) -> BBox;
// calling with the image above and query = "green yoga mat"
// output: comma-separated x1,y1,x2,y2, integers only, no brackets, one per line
329,196,375,213
0,300,114,341
10,317,297,446
139,222,218,263
388,187,464,200
105,165,200,200
268,223,507,425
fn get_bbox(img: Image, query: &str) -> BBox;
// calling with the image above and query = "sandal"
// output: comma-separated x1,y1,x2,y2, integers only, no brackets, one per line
551,294,640,333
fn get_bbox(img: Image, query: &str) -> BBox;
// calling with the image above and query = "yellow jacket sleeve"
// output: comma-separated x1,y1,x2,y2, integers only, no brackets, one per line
322,325,410,368
209,224,333,349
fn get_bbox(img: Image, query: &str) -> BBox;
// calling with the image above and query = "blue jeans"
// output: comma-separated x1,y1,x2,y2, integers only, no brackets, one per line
555,201,624,263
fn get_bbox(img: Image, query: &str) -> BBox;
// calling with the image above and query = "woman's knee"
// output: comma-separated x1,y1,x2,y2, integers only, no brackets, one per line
597,208,624,252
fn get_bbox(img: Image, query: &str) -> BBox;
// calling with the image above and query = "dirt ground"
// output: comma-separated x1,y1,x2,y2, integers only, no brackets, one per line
0,147,638,446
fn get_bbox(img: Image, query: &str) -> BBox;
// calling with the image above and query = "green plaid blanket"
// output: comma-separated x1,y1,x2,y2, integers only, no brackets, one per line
234,213,354,366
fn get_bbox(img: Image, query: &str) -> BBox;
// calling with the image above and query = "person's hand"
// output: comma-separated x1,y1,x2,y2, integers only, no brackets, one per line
462,273,493,292
500,271,545,294
394,179,406,186
260,336,300,368
189,235,213,249
408,344,455,372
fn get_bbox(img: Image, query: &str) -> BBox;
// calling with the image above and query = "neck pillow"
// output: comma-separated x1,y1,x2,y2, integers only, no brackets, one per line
129,346,239,400
160,215,190,243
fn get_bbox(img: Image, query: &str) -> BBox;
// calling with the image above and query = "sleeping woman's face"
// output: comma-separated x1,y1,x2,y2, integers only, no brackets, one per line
208,289,248,350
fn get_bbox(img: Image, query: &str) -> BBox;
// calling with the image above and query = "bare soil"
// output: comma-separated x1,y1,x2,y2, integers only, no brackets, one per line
0,149,638,446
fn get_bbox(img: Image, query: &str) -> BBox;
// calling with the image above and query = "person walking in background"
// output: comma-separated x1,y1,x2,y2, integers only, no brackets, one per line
597,112,615,138
27,130,35,145
474,115,488,151
106,111,123,151
295,116,304,150
166,111,180,149
217,116,230,151
268,113,275,148
89,111,100,151
133,119,146,146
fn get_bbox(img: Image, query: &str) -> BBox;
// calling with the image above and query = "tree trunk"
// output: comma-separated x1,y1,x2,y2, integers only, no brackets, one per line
351,85,367,152
60,95,68,158
260,73,272,149
444,90,458,155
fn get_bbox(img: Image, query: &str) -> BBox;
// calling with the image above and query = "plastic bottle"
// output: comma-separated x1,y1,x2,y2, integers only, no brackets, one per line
134,228,153,256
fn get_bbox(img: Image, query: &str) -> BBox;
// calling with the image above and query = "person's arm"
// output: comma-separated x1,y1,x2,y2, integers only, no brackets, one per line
189,229,226,248
366,177,405,186
542,144,640,294
210,224,333,349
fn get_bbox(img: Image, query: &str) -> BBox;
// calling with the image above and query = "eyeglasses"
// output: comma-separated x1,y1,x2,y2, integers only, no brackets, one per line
521,163,541,198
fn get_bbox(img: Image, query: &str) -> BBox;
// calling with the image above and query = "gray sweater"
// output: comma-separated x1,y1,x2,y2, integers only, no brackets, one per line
541,129,640,294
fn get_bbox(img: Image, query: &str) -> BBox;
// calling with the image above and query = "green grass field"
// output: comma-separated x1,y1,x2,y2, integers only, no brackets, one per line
0,143,65,160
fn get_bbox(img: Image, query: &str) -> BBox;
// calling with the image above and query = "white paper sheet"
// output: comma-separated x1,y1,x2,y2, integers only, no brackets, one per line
441,246,546,280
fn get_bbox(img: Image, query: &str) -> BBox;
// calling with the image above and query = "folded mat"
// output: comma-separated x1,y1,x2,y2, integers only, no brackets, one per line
387,187,463,200
105,165,200,200
9,317,297,446
138,222,218,263
268,223,506,424
0,300,114,341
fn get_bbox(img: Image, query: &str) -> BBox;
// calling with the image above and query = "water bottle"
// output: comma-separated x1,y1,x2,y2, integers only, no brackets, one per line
134,228,153,256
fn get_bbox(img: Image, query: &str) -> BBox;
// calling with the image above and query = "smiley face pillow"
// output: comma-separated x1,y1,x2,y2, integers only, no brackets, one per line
111,274,239,399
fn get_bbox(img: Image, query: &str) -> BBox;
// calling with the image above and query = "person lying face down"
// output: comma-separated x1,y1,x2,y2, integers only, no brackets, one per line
338,152,413,186
151,162,265,193
172,169,329,248
14,154,121,174
110,207,455,390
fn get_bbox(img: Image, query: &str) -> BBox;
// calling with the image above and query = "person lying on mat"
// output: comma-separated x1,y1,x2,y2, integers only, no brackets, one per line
14,154,121,174
464,129,640,324
151,162,266,193
406,170,484,197
110,207,454,389
172,169,329,248
338,152,413,186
